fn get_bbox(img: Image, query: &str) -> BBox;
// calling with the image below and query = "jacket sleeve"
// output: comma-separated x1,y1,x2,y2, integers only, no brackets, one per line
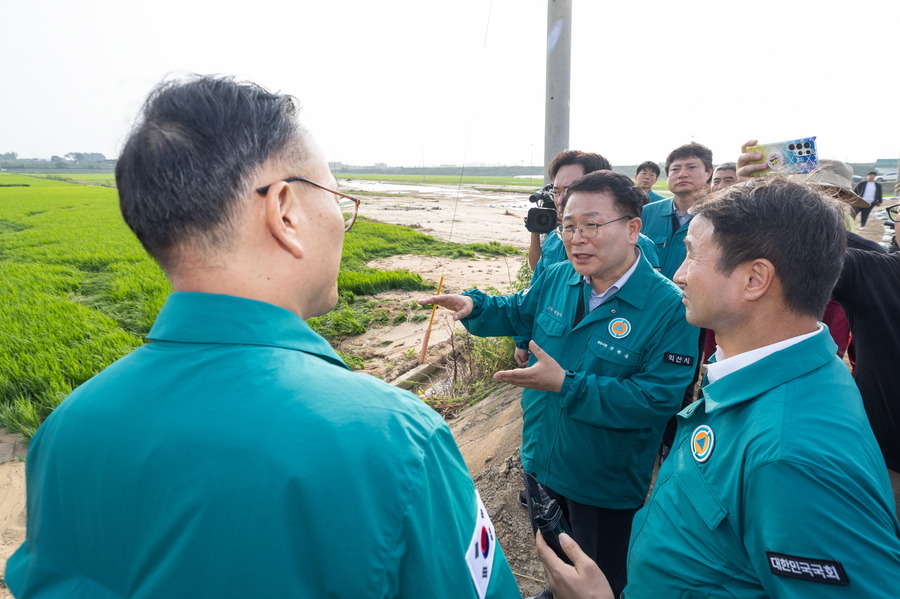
832,248,867,307
461,276,544,340
743,460,900,598
398,421,520,599
556,303,700,429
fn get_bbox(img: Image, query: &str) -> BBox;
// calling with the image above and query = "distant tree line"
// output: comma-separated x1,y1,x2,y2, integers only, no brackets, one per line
0,151,116,170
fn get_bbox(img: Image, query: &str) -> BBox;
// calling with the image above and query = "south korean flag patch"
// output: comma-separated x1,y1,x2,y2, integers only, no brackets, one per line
465,490,496,599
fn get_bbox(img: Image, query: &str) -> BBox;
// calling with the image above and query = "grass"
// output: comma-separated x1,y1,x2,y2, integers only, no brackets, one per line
0,173,522,439
0,174,163,438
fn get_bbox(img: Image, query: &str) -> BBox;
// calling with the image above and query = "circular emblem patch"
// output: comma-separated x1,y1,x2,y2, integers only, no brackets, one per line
691,425,715,463
608,318,631,339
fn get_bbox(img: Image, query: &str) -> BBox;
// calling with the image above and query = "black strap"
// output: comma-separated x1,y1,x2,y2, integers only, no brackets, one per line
573,283,586,328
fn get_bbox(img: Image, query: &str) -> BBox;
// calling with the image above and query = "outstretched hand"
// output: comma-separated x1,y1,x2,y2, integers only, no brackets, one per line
417,294,475,320
493,341,565,392
536,531,614,599
736,139,769,181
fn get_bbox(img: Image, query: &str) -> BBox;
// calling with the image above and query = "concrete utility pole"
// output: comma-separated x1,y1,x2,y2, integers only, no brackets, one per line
544,0,572,184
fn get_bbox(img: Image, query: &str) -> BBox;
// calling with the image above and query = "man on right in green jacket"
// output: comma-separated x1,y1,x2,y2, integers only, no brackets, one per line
536,176,900,598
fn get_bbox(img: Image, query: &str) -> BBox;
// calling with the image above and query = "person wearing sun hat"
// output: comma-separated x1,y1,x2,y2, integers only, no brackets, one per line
788,158,871,211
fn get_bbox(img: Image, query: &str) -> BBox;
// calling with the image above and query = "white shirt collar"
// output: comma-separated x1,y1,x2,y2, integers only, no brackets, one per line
583,247,641,308
706,324,824,384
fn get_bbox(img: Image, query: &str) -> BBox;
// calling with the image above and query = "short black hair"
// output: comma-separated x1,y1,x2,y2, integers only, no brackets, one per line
714,162,737,172
691,177,846,319
635,161,660,177
867,171,877,176
665,142,713,174
116,75,303,269
548,150,611,180
564,171,644,220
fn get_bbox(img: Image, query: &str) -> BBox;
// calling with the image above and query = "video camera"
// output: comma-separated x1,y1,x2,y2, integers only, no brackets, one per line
525,184,557,233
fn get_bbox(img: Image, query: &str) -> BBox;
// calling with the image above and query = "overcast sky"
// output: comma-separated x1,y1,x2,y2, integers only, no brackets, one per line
2,0,898,168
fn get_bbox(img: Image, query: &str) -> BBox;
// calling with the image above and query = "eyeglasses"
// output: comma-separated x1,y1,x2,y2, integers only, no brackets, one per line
887,204,900,223
551,185,567,199
256,176,361,232
560,216,630,240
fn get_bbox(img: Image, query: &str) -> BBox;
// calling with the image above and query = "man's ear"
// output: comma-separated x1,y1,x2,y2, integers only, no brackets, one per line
627,216,642,243
262,182,305,259
742,258,774,302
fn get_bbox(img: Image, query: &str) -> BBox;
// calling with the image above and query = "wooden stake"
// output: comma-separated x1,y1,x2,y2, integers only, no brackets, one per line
418,276,445,364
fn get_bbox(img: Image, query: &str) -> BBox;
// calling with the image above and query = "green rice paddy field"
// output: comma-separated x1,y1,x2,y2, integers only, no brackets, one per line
0,173,520,439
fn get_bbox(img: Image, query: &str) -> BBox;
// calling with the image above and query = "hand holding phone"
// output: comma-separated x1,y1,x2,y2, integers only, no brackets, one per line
745,136,818,177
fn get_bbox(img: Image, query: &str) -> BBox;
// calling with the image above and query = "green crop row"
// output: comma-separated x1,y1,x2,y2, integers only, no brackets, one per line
0,173,522,439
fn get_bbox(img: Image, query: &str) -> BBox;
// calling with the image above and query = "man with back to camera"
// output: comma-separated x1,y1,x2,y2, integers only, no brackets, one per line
534,176,900,599
852,171,882,229
421,171,700,599
709,162,738,192
5,76,520,598
633,161,664,204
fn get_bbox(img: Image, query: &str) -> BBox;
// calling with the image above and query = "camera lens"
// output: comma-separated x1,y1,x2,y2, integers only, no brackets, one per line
788,144,795,151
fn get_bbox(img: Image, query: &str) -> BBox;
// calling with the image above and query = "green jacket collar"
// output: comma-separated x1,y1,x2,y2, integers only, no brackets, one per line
147,292,348,370
691,328,837,415
653,198,692,234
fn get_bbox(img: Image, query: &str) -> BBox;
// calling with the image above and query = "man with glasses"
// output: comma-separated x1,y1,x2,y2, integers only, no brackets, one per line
6,76,520,598
422,171,699,598
519,151,659,367
520,151,612,368
528,151,612,280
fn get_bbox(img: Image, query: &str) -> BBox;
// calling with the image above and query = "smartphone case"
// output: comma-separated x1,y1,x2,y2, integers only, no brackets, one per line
747,136,818,176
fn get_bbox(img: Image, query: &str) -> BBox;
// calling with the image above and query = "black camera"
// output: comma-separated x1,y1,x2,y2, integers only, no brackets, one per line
525,184,557,233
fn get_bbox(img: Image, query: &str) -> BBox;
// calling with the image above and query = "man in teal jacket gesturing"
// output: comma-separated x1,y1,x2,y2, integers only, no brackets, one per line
422,171,699,598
